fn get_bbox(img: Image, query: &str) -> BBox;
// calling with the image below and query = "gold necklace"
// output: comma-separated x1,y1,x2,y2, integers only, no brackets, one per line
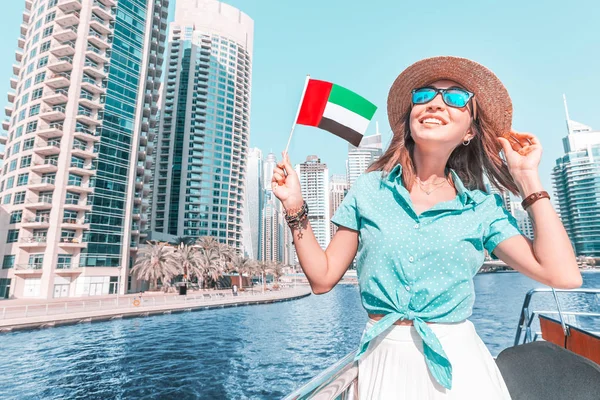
416,176,449,195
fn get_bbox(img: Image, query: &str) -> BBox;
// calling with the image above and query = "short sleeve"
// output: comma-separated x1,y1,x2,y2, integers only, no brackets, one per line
483,193,524,260
331,180,361,231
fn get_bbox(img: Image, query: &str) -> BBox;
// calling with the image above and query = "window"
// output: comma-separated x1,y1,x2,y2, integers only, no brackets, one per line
6,177,14,189
15,126,24,138
63,210,77,223
29,47,37,59
48,0,58,7
67,174,82,186
37,56,49,68
70,156,85,168
32,88,43,100
9,160,17,172
10,210,22,223
20,155,32,168
21,93,29,105
39,191,53,203
42,26,54,38
34,72,45,84
17,173,29,186
23,138,34,150
65,192,80,204
29,104,40,117
12,142,20,154
23,78,32,91
60,230,76,243
29,254,44,268
35,19,42,30
3,194,11,205
13,191,25,205
57,254,72,269
45,12,56,23
40,40,51,53
6,230,18,243
26,63,35,74
26,121,37,133
2,255,15,269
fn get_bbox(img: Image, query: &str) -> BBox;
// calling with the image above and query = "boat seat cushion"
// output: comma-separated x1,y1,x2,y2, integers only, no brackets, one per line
495,341,600,400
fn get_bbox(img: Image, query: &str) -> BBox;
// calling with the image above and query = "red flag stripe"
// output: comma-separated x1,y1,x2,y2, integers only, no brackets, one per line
296,79,332,127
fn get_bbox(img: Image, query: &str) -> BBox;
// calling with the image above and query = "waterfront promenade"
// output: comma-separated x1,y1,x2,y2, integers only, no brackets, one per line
0,286,312,332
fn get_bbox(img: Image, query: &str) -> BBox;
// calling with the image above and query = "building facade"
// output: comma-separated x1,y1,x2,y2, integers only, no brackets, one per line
244,147,262,259
260,152,282,262
329,174,348,239
346,130,382,188
0,0,168,299
150,0,253,252
552,115,600,257
296,155,330,249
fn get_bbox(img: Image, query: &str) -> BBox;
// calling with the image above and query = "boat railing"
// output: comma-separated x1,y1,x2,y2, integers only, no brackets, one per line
282,351,358,400
514,288,600,346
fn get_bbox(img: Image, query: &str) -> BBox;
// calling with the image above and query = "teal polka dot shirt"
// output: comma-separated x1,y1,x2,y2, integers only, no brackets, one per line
331,163,523,390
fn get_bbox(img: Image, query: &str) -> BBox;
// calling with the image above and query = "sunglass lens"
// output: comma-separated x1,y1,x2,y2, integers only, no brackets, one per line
443,89,470,107
412,88,436,104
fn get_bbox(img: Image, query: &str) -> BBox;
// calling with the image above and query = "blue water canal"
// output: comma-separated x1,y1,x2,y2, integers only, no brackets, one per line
1,272,599,399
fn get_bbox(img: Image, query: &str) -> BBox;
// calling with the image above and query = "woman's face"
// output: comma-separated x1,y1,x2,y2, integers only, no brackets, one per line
409,80,473,149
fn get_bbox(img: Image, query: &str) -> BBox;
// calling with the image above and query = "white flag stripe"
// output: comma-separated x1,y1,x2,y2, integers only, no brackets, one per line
322,102,370,135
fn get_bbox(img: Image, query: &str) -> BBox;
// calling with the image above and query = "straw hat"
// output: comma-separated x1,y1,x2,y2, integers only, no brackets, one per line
387,56,512,138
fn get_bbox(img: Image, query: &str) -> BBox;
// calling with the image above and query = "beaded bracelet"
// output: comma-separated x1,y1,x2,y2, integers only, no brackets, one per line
284,200,309,238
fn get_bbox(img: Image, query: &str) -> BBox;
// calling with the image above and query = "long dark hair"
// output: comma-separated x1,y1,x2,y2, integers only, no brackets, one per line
367,106,519,195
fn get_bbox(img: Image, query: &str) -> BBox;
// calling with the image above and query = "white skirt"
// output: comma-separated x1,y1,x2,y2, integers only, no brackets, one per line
358,318,512,400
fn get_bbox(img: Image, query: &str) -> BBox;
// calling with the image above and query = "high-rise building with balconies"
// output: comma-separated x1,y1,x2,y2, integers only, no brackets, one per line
150,0,253,252
0,0,168,299
346,126,382,188
296,155,330,249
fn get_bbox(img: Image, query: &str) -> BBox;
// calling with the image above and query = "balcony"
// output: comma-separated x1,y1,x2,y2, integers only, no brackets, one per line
21,216,51,229
39,105,66,122
13,264,44,275
61,217,90,229
30,159,59,173
73,126,101,142
58,0,82,12
82,60,107,79
36,122,64,139
34,141,61,156
75,109,101,126
28,177,56,192
15,50,23,63
0,136,6,145
55,11,80,27
96,0,115,7
65,181,94,194
10,77,18,90
5,107,13,117
43,89,69,105
87,30,111,49
55,263,82,274
45,72,71,89
85,45,109,64
20,24,27,36
19,236,48,248
24,197,53,210
48,56,73,73
58,237,86,248
80,76,106,94
79,93,103,110
7,92,15,103
12,64,20,75
68,164,96,176
64,200,92,212
89,15,111,35
50,41,76,57
91,1,115,21
53,26,78,42
71,144,99,159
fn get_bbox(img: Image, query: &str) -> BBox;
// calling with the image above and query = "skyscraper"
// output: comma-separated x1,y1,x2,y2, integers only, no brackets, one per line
346,126,382,188
296,155,330,249
245,147,263,259
329,174,348,239
260,152,282,262
0,0,168,299
552,97,600,257
151,0,253,252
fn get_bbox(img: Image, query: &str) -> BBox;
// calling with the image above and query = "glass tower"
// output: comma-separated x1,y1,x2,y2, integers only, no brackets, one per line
151,0,253,251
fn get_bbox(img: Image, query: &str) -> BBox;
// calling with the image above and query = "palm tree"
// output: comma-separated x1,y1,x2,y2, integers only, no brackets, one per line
172,243,204,287
131,242,178,291
268,261,285,288
229,256,257,289
256,261,272,294
195,236,240,288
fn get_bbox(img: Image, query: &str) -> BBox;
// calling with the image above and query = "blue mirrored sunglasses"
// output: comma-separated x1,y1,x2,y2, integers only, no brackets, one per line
411,87,474,108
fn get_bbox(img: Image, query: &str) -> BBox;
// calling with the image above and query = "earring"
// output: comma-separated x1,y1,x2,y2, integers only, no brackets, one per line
463,139,471,146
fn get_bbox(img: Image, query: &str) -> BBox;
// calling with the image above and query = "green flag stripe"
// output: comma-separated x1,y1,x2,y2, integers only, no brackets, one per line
327,84,377,120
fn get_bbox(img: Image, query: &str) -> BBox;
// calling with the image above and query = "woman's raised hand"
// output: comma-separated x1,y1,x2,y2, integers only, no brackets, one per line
271,151,304,210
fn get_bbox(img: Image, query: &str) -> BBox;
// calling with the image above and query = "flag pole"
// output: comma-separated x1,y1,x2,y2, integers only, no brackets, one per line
284,74,311,155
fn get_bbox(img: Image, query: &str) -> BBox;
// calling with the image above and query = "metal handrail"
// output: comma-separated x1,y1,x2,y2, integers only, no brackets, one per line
513,288,600,346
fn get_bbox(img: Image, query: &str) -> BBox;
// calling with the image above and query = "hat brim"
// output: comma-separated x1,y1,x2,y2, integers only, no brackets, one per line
387,56,512,138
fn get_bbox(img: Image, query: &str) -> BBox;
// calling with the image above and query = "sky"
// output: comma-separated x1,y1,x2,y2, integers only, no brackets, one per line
1,0,599,193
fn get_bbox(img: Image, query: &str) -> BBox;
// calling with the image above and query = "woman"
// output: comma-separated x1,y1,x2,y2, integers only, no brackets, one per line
271,56,582,399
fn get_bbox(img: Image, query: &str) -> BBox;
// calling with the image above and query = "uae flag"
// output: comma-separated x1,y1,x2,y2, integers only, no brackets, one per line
296,79,377,147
